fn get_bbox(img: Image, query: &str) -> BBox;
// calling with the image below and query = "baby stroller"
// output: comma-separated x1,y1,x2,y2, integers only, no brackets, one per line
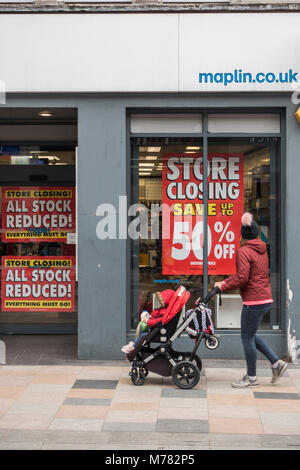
127,285,220,389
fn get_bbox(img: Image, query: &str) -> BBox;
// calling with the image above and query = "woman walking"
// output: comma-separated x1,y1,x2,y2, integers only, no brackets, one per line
214,212,288,388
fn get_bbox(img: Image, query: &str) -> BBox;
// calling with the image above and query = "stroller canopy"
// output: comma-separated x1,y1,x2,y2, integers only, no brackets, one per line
161,286,190,325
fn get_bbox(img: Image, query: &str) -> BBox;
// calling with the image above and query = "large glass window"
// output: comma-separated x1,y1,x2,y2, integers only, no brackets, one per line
206,138,281,330
130,128,281,333
131,137,204,329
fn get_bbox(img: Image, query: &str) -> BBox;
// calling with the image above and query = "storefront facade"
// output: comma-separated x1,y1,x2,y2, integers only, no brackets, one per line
0,10,299,360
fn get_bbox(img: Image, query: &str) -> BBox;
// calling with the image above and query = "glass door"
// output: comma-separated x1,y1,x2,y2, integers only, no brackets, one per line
206,137,281,330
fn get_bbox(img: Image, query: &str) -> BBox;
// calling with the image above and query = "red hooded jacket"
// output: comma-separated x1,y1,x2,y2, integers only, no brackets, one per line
221,239,273,303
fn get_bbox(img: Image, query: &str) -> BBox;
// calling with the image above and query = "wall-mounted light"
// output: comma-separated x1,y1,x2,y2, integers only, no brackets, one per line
38,111,53,117
295,106,300,124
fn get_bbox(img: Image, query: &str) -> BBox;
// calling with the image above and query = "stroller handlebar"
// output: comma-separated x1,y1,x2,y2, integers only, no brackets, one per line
201,286,221,305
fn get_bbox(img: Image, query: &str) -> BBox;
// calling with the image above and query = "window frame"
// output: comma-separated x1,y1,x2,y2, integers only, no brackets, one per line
128,109,285,335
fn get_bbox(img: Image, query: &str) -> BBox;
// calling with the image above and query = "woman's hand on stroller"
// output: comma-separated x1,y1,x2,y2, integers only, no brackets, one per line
214,281,223,290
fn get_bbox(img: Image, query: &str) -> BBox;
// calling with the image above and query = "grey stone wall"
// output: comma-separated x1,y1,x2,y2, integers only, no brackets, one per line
1,0,300,13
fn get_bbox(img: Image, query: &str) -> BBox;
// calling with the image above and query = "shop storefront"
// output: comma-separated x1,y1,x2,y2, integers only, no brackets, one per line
0,12,299,360
127,110,286,360
0,108,78,334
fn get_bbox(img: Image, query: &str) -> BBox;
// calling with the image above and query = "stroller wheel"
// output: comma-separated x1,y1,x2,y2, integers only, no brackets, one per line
183,353,202,372
205,336,220,350
130,367,146,386
172,361,200,390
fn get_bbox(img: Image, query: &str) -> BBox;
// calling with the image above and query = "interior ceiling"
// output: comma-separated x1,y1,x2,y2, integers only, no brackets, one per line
138,142,270,177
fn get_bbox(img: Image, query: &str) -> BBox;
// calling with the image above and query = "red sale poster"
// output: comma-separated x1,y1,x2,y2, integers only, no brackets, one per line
1,186,75,243
1,256,75,312
162,153,244,275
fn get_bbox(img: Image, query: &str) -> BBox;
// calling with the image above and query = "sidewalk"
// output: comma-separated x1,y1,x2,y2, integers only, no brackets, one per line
0,360,300,450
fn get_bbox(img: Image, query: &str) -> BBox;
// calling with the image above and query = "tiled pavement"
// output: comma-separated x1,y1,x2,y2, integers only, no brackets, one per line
0,361,300,449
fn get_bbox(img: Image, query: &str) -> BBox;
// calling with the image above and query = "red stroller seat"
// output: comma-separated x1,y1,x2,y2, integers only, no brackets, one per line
161,286,191,325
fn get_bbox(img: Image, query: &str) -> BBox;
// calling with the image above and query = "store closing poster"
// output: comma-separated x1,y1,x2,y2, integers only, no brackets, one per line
1,186,75,243
162,153,244,275
1,257,75,312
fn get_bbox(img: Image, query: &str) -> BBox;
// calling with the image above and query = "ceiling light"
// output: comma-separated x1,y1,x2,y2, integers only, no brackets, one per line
184,151,198,154
186,146,201,150
145,156,157,160
37,156,60,160
139,163,155,167
38,111,53,117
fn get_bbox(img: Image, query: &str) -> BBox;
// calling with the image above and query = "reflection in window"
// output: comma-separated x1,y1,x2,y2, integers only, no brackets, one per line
0,145,75,166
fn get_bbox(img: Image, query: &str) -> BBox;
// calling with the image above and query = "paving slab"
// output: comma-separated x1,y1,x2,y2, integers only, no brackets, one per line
157,419,209,433
63,397,112,406
254,392,300,400
49,418,104,432
161,389,206,398
158,406,208,420
72,379,118,390
103,422,156,432
0,442,44,450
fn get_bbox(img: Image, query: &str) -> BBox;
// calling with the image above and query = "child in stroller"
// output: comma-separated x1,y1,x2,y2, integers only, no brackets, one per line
126,286,220,389
121,289,175,353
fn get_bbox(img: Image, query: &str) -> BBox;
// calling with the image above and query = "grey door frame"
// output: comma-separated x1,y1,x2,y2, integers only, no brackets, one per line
129,109,284,336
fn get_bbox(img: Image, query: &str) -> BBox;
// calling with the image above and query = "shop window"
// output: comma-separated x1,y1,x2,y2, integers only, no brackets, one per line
130,137,204,329
207,138,281,330
0,108,77,331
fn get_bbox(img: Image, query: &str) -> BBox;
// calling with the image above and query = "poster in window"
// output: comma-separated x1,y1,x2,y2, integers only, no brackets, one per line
162,153,244,275
1,256,75,312
1,186,75,243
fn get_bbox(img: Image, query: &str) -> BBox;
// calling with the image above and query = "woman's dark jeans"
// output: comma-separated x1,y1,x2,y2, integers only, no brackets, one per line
241,303,279,377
